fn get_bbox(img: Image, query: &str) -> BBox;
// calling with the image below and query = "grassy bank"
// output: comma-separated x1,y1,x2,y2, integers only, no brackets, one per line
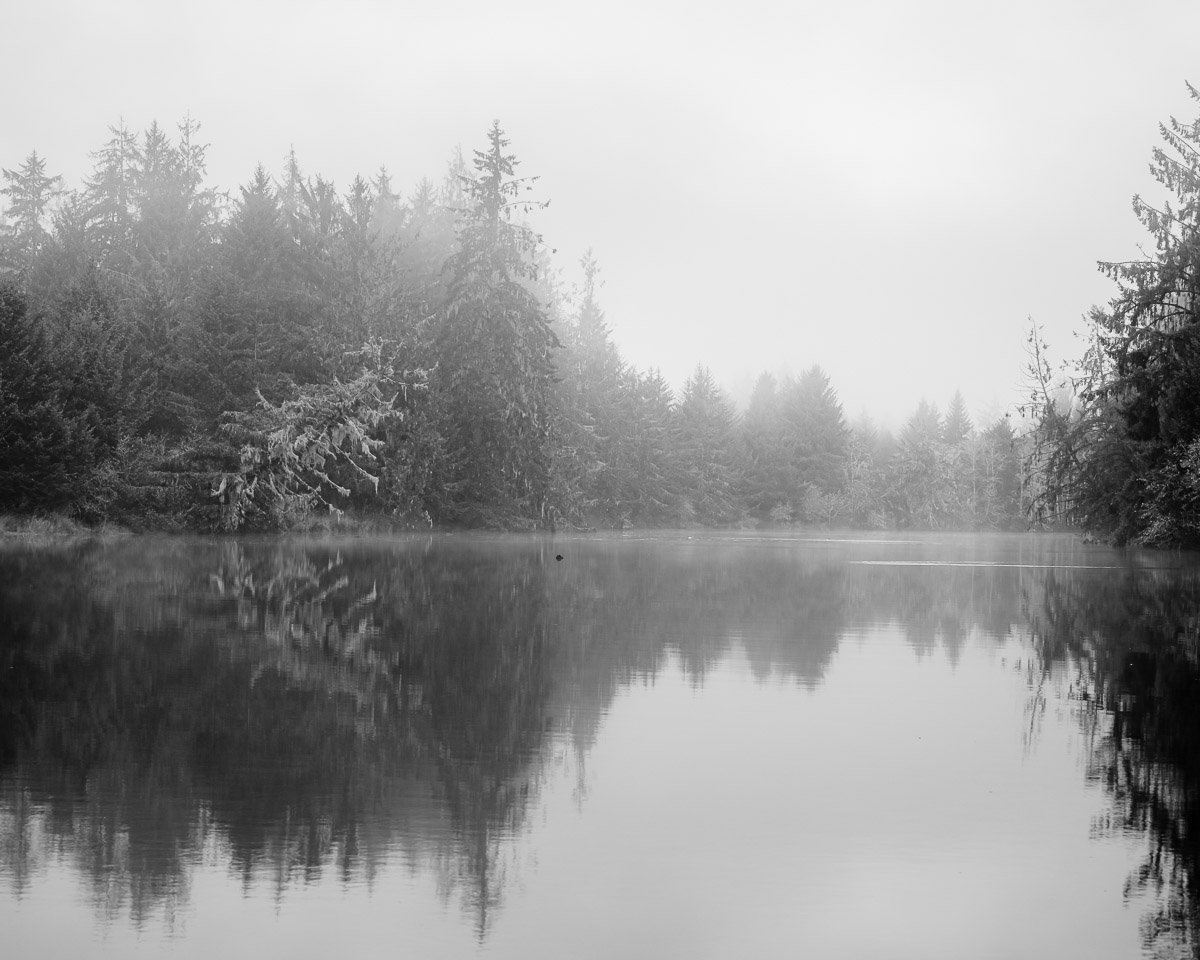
0,513,131,540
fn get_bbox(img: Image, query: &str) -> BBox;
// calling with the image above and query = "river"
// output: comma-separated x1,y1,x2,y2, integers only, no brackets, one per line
1,532,1198,959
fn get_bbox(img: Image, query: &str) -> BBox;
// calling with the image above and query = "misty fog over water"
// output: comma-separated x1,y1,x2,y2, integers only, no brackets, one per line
3,532,1200,958
7,7,1200,959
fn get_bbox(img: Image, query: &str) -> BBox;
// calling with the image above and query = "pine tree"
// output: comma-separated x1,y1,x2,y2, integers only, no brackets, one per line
781,365,848,496
186,165,308,423
740,371,791,521
942,389,973,446
673,364,741,525
551,251,629,523
430,122,558,525
977,416,1023,529
941,389,975,525
625,368,677,525
84,121,139,266
1,151,62,269
0,282,93,511
891,399,950,527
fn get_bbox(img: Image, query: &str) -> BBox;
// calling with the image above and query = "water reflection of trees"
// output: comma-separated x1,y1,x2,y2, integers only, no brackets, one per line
1018,561,1200,959
3,534,1200,949
0,537,557,936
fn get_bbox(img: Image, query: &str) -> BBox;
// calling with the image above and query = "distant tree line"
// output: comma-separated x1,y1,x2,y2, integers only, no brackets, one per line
0,118,1025,531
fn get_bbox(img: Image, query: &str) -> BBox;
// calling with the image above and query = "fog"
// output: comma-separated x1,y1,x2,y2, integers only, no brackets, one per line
4,0,1200,425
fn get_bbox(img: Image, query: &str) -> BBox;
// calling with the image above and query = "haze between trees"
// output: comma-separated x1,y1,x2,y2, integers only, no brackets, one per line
0,117,1040,533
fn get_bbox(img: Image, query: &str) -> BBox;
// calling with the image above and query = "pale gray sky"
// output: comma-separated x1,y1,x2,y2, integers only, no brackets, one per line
4,0,1198,427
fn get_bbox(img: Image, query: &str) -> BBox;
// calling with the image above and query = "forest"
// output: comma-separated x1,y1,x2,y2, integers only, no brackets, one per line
0,108,1142,536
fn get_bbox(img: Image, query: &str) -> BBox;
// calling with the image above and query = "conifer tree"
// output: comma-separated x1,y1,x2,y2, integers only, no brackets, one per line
431,122,558,525
942,390,973,446
1,151,62,269
551,251,629,523
940,389,976,525
781,365,848,497
977,417,1023,529
84,121,139,266
673,364,741,525
1029,83,1200,543
891,399,949,527
625,368,677,525
0,282,91,511
740,371,791,521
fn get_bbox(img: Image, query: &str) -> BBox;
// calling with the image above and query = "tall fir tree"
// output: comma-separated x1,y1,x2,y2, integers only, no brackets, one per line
781,365,848,497
977,417,1023,529
0,151,62,271
84,121,139,268
551,251,629,523
940,389,976,525
624,368,677,525
0,282,98,512
740,371,791,521
430,122,559,525
891,399,950,527
673,364,742,525
942,389,973,446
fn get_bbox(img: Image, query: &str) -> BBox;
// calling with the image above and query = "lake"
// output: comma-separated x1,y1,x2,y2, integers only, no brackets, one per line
2,532,1198,958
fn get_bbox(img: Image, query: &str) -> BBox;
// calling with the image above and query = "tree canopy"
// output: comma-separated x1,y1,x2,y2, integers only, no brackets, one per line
0,116,1022,533
1026,83,1200,545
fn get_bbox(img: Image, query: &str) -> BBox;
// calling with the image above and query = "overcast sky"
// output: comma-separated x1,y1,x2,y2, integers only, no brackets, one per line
5,0,1199,427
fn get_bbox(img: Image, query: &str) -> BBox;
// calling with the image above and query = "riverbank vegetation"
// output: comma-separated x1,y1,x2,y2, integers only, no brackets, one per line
3,118,1025,532
0,512,127,538
1024,84,1200,546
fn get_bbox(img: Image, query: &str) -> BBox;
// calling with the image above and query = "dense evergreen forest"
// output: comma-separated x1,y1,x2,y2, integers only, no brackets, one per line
1,118,1026,532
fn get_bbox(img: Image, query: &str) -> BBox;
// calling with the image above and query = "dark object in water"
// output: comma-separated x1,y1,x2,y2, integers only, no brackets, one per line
1122,650,1156,693
556,554,563,561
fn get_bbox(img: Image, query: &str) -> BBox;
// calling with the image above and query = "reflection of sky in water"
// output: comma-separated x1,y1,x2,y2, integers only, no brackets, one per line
2,532,1194,958
4,628,1149,959
491,639,1145,960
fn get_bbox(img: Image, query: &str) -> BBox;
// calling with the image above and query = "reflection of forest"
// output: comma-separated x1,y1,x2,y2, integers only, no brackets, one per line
2,534,1200,946
1018,560,1200,959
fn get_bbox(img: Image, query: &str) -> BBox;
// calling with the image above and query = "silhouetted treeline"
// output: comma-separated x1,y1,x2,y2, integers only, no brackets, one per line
0,120,1024,530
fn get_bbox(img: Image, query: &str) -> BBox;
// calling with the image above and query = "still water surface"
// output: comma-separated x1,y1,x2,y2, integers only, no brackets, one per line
2,532,1199,958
